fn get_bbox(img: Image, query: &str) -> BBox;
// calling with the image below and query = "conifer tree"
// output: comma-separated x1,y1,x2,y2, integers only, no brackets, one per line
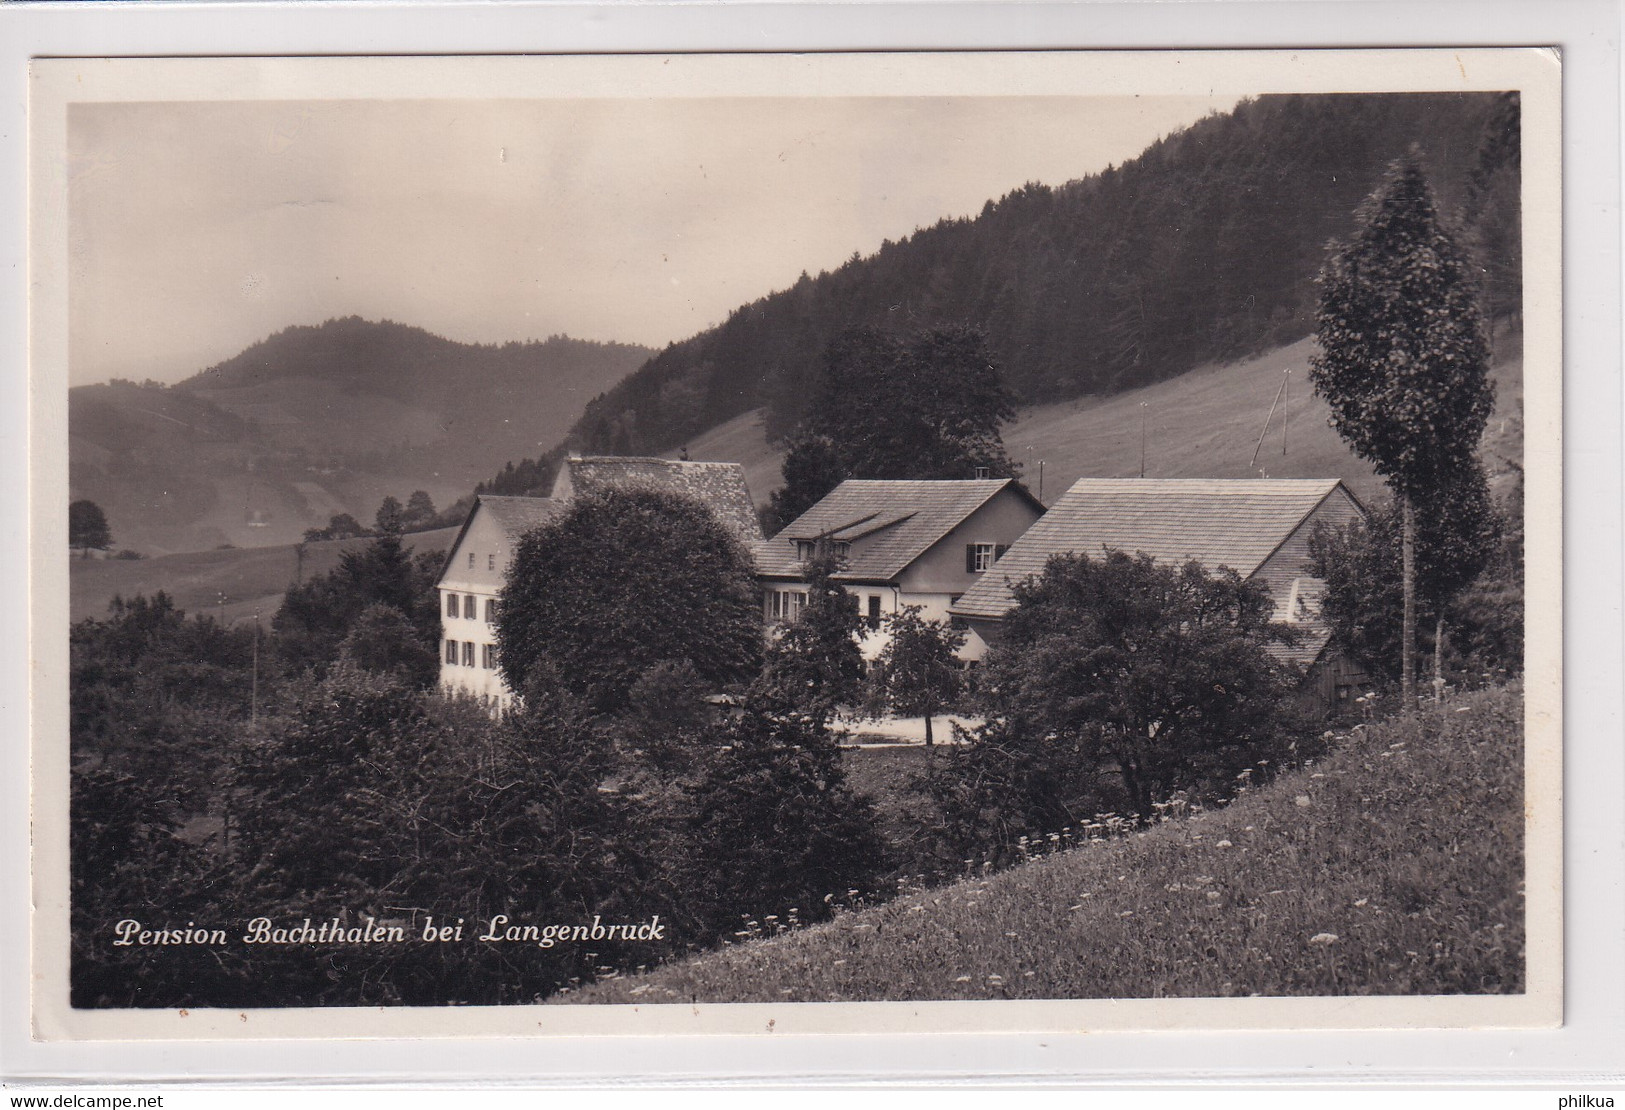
1310,156,1493,706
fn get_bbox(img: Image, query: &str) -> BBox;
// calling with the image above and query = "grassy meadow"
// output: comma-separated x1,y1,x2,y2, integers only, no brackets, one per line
567,685,1524,1003
679,331,1525,509
69,526,459,626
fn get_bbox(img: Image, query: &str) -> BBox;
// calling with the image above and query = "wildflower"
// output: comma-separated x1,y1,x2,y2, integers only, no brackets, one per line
1354,898,1369,907
1216,839,1233,849
1308,933,1339,945
1294,795,1312,808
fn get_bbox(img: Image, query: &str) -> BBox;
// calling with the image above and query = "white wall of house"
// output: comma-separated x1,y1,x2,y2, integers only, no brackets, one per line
437,509,516,706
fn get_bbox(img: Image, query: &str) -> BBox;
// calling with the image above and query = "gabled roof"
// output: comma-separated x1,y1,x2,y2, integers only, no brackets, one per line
436,494,563,584
952,478,1354,621
754,478,1041,582
552,455,763,546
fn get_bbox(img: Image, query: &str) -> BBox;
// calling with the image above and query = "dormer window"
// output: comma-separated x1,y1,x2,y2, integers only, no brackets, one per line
974,465,991,479
796,541,816,561
832,541,851,560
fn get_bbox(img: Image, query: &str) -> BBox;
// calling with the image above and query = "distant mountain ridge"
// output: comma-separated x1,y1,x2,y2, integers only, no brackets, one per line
70,318,652,554
564,92,1520,464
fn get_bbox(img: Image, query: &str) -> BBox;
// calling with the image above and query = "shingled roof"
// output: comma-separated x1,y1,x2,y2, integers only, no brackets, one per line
552,456,763,546
477,495,565,540
755,479,1038,582
952,478,1352,621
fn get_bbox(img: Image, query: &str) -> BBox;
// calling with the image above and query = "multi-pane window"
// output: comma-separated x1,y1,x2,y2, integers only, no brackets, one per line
445,639,458,664
795,541,816,561
481,643,494,670
446,593,459,618
866,595,882,627
465,594,477,618
766,588,805,622
488,553,496,571
462,641,475,667
468,552,476,569
972,542,996,572
485,598,497,623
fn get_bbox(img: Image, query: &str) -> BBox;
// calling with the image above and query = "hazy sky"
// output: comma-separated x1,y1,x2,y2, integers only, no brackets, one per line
68,95,1237,386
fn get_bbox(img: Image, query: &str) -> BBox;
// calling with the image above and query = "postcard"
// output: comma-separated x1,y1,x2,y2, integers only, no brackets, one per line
29,47,1562,1041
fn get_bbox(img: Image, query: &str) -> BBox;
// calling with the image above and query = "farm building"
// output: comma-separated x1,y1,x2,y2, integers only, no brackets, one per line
950,477,1370,706
754,478,1045,662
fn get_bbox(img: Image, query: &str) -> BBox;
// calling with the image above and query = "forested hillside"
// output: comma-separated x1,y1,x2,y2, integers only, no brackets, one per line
566,92,1520,462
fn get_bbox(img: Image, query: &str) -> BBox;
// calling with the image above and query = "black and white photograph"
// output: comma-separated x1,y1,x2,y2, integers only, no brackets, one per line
29,49,1562,1038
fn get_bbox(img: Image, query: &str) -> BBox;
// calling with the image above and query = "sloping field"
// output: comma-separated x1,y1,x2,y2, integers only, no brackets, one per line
69,527,459,626
678,333,1526,511
568,685,1524,1003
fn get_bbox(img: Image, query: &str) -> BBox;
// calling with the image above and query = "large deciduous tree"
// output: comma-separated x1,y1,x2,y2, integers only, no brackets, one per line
966,550,1300,825
496,485,763,713
766,325,1020,533
70,499,112,556
1310,155,1493,706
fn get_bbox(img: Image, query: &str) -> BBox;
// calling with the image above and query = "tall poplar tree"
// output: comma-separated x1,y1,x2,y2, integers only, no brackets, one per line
1310,155,1493,705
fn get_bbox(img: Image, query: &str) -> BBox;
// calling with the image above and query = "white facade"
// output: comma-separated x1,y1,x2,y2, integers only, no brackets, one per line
437,497,559,707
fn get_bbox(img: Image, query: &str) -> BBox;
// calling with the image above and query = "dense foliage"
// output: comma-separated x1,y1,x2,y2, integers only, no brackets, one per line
551,93,1518,468
865,605,965,747
1310,156,1495,701
273,525,442,679
1309,158,1494,500
766,327,1019,529
70,499,113,555
496,486,764,713
752,549,867,729
1309,476,1516,687
681,703,890,940
932,550,1303,863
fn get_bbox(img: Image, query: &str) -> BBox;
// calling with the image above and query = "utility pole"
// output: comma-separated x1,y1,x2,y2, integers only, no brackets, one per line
1281,368,1290,457
251,608,260,724
1139,402,1148,478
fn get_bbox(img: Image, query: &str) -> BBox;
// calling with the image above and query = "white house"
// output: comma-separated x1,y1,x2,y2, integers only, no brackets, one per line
753,478,1046,662
950,477,1369,704
438,456,763,705
436,495,564,705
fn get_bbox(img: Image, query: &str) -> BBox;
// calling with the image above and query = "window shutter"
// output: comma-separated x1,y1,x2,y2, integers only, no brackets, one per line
995,544,1009,561
965,544,976,573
